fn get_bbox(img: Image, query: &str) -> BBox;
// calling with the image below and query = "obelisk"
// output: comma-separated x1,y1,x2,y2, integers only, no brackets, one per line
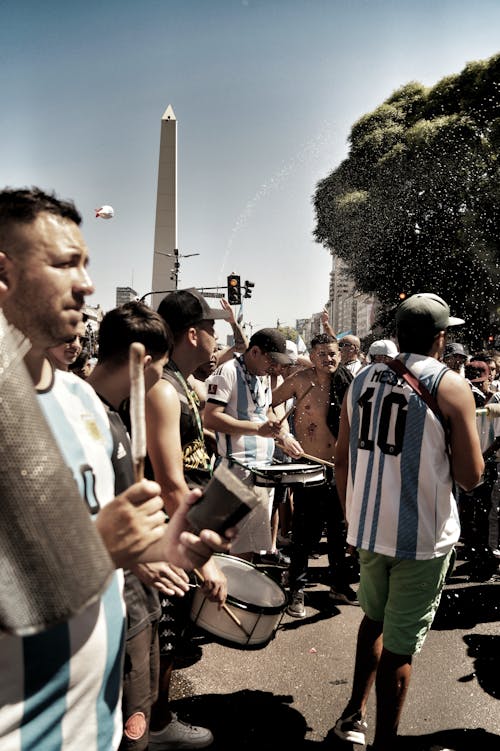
151,104,177,310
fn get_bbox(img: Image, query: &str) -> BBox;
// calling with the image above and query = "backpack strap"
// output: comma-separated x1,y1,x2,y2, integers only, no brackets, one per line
387,358,444,422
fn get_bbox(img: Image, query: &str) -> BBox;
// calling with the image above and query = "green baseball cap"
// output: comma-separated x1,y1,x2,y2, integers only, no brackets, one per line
396,292,465,333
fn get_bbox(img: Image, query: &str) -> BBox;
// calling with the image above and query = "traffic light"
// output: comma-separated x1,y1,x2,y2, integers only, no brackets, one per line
398,292,407,301
227,274,241,305
244,280,255,299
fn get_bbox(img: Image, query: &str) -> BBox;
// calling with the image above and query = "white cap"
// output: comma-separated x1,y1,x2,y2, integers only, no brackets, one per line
285,340,298,363
368,339,398,358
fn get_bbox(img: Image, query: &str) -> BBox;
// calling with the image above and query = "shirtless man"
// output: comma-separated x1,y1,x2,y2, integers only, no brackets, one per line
272,333,356,617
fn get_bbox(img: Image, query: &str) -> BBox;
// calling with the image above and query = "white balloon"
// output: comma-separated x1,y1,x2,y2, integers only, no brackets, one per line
95,205,114,219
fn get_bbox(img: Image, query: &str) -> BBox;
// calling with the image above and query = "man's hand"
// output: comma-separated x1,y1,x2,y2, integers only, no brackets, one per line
197,558,228,606
130,561,190,597
257,417,282,438
95,480,166,569
279,431,303,459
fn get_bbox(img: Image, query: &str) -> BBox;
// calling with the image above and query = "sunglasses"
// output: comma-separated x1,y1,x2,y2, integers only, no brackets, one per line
338,342,354,348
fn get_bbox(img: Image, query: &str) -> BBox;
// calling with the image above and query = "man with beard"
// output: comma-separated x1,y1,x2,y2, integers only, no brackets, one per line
272,333,357,618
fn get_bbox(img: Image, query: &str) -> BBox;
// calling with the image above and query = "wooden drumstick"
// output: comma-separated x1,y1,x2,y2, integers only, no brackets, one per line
299,452,335,469
277,381,315,425
193,568,252,639
129,342,146,481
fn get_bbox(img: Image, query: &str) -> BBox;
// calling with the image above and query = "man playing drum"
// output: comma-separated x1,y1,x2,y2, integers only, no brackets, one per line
272,333,357,618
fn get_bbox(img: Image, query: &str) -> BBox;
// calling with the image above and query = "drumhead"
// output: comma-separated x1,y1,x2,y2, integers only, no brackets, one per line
214,554,286,614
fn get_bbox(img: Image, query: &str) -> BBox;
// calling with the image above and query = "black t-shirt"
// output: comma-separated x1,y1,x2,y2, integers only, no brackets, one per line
100,397,161,639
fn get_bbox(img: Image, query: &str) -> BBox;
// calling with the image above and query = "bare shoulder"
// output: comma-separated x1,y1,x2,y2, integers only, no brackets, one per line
437,369,475,418
146,377,179,413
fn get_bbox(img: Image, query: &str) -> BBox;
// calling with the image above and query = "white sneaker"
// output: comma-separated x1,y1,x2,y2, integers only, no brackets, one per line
149,713,213,750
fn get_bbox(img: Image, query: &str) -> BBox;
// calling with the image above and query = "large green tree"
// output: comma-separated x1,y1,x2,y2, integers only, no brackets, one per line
314,53,500,346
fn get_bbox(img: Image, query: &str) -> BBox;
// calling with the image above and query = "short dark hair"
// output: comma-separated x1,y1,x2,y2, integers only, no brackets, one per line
396,326,438,355
0,187,81,249
97,301,173,365
311,333,337,348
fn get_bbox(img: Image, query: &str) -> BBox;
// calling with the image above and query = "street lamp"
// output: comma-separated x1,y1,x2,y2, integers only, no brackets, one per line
154,248,200,288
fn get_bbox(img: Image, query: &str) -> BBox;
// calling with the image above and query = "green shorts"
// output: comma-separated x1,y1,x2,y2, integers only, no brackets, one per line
357,548,453,656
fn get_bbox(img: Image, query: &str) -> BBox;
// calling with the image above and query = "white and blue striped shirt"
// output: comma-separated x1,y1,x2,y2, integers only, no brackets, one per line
0,370,125,751
206,356,274,467
345,354,460,560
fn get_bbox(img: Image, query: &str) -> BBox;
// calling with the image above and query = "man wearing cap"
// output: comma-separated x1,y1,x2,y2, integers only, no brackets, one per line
204,328,303,560
367,339,398,364
332,292,484,749
339,334,363,375
443,341,468,375
141,288,232,750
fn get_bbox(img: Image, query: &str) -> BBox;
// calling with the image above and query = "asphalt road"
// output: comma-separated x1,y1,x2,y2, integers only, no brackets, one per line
169,546,500,751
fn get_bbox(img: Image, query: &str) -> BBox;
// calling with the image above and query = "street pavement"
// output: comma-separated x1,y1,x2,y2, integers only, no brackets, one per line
169,545,500,750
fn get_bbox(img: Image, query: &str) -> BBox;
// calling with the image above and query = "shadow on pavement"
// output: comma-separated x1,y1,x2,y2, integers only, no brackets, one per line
459,633,500,699
171,688,327,749
396,726,500,750
432,584,500,630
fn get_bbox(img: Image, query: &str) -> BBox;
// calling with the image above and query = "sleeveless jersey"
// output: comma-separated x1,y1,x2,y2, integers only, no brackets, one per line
206,355,274,466
0,369,125,751
345,354,459,560
161,362,212,488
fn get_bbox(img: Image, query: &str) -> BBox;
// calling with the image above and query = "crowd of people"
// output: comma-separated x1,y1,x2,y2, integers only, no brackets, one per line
0,187,498,751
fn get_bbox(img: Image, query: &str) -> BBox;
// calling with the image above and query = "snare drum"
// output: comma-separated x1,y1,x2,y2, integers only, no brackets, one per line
190,554,287,647
251,462,326,488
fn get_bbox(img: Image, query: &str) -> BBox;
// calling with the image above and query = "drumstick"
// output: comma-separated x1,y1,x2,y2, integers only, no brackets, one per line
477,402,500,418
299,452,335,468
277,382,315,425
129,342,146,481
193,568,252,639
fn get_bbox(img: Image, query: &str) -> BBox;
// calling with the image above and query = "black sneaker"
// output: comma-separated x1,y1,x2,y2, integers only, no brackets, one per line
329,584,359,605
286,590,306,618
258,550,290,567
333,710,367,745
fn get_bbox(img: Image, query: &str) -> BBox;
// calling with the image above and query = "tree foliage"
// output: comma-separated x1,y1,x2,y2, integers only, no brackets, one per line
313,53,500,346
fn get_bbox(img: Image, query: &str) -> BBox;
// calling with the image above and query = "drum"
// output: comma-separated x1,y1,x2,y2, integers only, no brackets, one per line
190,554,287,647
251,462,326,487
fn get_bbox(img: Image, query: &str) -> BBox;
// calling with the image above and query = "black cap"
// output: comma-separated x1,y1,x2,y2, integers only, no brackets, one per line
157,288,230,335
443,342,467,359
248,328,292,364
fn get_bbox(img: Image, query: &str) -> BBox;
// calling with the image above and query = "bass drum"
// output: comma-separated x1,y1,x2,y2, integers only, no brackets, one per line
252,462,326,487
190,554,287,647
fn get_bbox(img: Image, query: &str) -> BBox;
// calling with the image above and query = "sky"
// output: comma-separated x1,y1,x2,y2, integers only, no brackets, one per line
1,0,500,335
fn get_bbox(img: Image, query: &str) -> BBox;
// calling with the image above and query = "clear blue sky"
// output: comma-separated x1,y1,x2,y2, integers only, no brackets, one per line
1,0,499,333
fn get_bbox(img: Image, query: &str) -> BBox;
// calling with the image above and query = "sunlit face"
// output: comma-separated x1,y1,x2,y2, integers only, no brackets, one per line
338,337,359,363
49,334,83,369
195,319,217,364
310,342,340,373
1,213,94,350
247,346,275,376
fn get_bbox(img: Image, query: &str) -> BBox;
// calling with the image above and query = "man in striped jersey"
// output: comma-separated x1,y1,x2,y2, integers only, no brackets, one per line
204,328,302,560
332,293,484,750
0,188,234,751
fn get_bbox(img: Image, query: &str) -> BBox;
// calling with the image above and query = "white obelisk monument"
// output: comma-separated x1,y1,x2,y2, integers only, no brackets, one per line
151,104,177,310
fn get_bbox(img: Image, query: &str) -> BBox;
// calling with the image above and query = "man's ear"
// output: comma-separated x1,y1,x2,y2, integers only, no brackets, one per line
142,354,152,369
0,251,13,294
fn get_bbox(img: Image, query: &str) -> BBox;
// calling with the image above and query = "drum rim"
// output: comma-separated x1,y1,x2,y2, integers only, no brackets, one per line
212,553,287,613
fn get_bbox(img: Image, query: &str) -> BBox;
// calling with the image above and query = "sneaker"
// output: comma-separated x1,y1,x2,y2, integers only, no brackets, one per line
149,713,214,750
333,710,367,745
287,590,306,618
258,550,290,566
329,584,359,606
